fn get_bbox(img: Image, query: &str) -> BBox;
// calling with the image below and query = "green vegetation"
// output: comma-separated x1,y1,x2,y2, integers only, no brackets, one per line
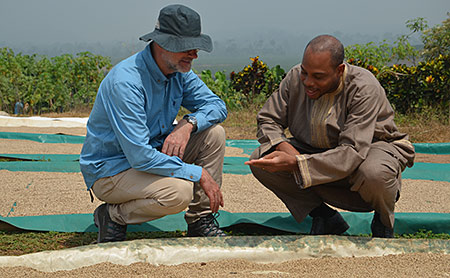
345,15,450,119
0,50,111,114
0,20,447,123
1,15,448,122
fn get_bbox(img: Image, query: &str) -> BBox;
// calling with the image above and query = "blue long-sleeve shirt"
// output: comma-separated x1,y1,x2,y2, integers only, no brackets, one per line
80,44,227,189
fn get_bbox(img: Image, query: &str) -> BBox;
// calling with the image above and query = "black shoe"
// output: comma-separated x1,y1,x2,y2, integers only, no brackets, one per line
371,212,394,238
93,203,127,243
187,213,227,237
310,211,350,235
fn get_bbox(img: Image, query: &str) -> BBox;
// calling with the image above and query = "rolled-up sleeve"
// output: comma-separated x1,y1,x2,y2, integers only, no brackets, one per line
181,71,227,132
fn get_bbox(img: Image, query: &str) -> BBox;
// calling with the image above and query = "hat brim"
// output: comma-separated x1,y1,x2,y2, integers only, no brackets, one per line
139,29,213,53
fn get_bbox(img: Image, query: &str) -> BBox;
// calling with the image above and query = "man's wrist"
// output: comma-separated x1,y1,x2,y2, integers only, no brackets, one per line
183,115,198,132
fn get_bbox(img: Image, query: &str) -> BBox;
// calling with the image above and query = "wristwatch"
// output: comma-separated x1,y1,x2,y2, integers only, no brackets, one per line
183,115,198,132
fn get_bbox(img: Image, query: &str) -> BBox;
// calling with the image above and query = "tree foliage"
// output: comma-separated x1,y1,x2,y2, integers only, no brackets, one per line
421,12,450,59
0,48,111,114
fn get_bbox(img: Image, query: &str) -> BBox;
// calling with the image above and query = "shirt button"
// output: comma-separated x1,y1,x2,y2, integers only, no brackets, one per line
162,125,165,128
190,175,193,179
171,173,174,176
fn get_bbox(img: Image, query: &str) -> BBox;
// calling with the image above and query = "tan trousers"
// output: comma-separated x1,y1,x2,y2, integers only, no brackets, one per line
250,141,405,228
92,125,226,225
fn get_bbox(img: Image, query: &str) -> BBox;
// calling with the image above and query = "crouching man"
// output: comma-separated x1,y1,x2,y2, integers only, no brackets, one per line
246,35,415,238
80,4,228,243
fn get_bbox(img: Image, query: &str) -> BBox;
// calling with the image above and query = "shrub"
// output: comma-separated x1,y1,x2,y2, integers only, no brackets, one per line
229,56,286,108
0,48,111,114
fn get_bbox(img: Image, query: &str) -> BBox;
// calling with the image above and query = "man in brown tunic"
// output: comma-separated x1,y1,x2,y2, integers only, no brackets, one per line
245,35,415,238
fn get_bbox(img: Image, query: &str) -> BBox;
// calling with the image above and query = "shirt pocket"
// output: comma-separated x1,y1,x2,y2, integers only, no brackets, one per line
170,95,183,119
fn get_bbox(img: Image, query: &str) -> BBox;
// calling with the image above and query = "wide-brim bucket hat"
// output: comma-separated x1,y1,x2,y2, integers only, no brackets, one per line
139,4,213,53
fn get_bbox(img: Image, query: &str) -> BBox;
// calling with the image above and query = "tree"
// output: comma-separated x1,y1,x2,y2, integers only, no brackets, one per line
421,12,450,59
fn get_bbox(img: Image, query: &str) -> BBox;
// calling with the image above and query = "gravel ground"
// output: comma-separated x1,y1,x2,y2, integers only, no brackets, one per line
1,253,449,277
0,125,449,276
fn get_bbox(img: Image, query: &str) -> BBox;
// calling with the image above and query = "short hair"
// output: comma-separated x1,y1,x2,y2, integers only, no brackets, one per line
304,35,344,68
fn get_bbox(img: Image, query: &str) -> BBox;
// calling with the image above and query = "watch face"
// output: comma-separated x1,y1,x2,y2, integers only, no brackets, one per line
184,115,197,130
189,116,197,125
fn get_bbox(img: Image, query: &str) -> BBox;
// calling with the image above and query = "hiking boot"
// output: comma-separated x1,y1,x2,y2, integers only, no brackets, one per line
371,212,394,238
94,203,127,243
187,213,227,237
310,211,350,235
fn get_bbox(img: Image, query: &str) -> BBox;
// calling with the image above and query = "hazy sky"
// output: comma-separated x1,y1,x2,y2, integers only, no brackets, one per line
1,0,449,44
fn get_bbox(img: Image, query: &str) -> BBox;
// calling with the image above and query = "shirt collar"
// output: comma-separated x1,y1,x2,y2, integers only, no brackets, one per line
142,43,177,83
329,63,347,96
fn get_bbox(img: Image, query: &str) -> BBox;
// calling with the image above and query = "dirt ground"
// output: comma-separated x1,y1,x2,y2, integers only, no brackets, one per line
1,253,449,278
0,125,449,277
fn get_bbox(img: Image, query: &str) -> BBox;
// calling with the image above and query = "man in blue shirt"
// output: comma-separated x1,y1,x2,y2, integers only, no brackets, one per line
80,4,228,243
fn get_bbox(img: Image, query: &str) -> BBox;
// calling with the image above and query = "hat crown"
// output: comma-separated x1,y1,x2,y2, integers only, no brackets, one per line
157,5,201,37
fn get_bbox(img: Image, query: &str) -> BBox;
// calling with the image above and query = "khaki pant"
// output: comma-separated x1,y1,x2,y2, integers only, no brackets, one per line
250,141,405,228
92,125,225,225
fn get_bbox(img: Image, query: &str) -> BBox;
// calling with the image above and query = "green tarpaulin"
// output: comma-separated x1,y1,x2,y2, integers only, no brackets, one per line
2,132,449,154
1,154,449,182
1,211,449,235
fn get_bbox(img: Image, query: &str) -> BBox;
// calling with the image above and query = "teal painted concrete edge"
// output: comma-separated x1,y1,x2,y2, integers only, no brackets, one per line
1,211,449,235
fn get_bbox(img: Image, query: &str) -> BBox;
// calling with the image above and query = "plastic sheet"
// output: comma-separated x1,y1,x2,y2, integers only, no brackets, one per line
0,235,448,272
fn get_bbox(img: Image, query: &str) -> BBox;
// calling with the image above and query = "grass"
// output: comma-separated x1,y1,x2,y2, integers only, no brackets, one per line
395,109,450,143
1,107,448,256
40,105,450,142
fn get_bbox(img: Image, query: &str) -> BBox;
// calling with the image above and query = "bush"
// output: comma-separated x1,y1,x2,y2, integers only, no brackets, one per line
0,48,111,114
200,69,244,110
381,55,449,115
229,56,285,108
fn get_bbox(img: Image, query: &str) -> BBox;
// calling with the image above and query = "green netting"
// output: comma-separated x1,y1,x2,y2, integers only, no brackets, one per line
0,132,85,144
226,139,260,155
1,154,449,182
414,143,450,155
226,139,450,155
0,161,81,172
0,211,449,235
223,156,250,174
0,154,79,161
403,162,450,181
1,132,449,155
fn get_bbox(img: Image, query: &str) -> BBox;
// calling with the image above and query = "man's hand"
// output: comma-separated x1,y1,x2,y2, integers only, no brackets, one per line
162,119,193,159
275,141,300,156
245,142,300,173
199,168,224,213
245,151,298,172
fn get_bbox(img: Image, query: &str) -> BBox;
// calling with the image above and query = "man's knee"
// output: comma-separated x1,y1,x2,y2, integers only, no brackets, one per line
352,159,400,199
158,180,193,211
205,125,226,147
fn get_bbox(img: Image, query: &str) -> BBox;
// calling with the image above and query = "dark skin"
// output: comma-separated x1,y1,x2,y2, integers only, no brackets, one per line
245,48,344,173
152,43,224,212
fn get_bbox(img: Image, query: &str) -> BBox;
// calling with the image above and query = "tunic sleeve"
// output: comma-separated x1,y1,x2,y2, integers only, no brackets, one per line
256,68,296,155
